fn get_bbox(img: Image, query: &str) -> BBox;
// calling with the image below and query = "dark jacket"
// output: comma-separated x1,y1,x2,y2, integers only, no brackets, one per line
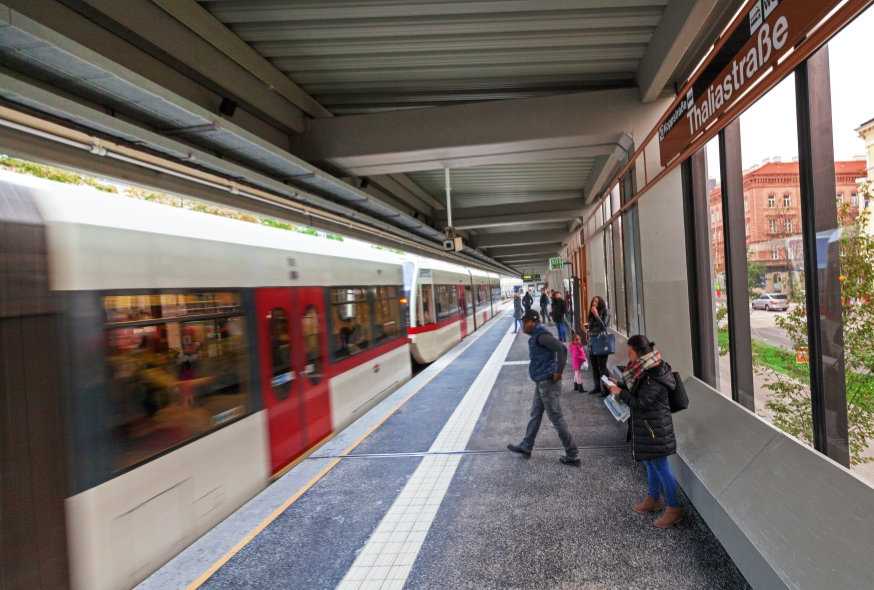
528,324,566,382
539,292,549,307
513,296,523,319
523,292,534,309
587,308,611,336
616,362,677,462
552,297,567,322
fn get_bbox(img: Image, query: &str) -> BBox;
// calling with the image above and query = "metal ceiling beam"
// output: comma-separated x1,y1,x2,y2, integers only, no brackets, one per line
473,230,567,249
452,210,582,231
636,0,747,103
434,198,582,224
293,89,672,176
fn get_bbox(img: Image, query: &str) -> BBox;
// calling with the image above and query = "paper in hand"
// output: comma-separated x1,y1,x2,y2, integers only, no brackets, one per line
600,375,612,385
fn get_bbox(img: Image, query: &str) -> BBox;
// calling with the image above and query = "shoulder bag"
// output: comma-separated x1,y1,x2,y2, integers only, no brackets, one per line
668,369,689,413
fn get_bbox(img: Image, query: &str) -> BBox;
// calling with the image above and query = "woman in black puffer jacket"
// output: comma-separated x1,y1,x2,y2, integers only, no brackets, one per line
606,335,682,529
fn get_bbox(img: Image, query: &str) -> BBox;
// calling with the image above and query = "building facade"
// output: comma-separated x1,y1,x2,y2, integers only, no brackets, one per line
709,160,865,293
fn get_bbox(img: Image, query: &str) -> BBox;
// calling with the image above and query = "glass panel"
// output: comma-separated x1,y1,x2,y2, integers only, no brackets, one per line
269,308,292,399
435,284,458,322
301,305,323,384
374,286,398,299
373,296,401,344
419,284,434,325
707,137,732,398
739,74,811,442
828,8,874,484
104,292,242,324
105,307,250,471
331,294,372,359
464,286,474,317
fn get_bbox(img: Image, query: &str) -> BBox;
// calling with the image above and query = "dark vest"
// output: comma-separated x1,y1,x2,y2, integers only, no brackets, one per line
528,324,559,382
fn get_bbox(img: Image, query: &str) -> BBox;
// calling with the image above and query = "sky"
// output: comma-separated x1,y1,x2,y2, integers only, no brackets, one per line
706,5,874,182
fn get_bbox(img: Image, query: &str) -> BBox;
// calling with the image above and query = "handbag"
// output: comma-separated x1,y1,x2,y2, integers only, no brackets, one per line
668,371,689,413
589,333,615,355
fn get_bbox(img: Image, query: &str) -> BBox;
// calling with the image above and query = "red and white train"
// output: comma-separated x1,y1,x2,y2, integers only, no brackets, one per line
5,171,511,590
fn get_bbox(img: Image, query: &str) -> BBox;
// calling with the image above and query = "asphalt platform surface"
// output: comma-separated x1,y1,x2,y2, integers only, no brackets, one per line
196,316,749,589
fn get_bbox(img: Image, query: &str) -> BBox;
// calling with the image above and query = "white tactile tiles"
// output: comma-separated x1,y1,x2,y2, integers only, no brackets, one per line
336,327,516,590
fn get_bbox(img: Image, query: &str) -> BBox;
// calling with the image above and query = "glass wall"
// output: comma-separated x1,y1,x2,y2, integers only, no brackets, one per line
705,138,732,398
827,7,874,485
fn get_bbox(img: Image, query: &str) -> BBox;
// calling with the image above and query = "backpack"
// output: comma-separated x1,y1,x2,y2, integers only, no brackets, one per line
668,371,689,413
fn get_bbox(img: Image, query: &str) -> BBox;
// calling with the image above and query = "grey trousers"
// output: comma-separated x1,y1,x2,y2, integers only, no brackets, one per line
520,379,579,457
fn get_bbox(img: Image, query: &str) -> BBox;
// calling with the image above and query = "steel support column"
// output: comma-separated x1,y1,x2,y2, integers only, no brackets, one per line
682,148,718,388
719,120,755,411
795,47,850,467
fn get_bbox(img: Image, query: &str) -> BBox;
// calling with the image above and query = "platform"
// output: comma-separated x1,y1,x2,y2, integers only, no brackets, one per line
139,313,748,590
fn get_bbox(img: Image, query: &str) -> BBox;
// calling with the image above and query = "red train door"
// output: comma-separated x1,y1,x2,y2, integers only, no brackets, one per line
457,285,468,339
255,288,306,475
295,287,332,447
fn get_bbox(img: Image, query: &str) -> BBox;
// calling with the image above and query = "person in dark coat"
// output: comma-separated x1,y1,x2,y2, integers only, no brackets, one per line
552,292,568,342
539,289,550,324
523,289,534,312
512,292,524,334
583,296,611,396
606,335,682,529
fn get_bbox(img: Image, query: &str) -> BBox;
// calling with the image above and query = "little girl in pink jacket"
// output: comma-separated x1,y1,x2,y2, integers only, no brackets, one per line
569,333,589,392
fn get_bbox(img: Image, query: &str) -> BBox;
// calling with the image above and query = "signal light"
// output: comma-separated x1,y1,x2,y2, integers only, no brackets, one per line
400,298,408,304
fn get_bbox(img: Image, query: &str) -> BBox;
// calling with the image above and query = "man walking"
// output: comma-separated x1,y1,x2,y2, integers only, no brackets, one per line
523,288,534,312
508,310,581,465
553,291,568,342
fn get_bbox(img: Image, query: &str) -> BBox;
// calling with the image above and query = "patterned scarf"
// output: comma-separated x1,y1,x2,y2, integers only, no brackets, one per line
621,350,662,391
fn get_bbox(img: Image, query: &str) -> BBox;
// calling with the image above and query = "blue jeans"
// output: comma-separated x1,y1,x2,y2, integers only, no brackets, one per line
514,318,523,332
645,456,678,508
556,321,566,341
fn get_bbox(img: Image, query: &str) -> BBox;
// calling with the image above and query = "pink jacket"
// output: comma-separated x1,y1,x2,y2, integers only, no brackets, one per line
570,343,587,370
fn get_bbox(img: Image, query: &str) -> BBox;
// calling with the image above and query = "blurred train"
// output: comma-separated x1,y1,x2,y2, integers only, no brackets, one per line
0,171,513,590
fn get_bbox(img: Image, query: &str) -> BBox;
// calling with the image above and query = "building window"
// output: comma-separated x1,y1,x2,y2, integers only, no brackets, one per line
770,219,777,233
744,198,749,211
837,193,844,205
745,222,750,236
768,195,776,208
772,245,779,260
785,219,792,233
783,194,791,208
852,193,858,207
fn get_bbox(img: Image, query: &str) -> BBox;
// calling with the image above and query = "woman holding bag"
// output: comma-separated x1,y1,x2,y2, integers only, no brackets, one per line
583,296,611,396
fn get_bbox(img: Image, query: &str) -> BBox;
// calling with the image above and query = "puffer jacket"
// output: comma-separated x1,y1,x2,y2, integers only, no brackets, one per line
616,362,676,462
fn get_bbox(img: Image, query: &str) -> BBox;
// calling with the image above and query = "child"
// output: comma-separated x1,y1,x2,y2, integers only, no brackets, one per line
569,333,589,392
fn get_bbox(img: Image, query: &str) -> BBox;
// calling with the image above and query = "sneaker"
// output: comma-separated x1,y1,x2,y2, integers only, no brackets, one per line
507,444,531,458
559,455,581,465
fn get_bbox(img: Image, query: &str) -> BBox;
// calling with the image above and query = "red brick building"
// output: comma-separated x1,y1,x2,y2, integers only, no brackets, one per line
709,160,865,292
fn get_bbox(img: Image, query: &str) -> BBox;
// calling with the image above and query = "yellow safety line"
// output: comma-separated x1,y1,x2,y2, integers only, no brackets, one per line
187,312,507,589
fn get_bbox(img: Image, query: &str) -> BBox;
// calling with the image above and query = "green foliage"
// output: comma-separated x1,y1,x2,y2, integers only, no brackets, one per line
326,234,344,241
0,156,118,193
371,244,405,255
716,306,730,357
747,250,767,300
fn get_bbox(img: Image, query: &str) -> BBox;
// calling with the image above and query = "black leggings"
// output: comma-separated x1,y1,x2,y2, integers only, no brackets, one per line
590,353,610,392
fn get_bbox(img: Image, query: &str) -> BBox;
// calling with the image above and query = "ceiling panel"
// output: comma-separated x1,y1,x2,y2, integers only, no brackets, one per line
197,0,667,114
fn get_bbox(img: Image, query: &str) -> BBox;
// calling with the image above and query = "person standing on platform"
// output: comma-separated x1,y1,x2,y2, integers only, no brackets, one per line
605,335,682,528
569,332,588,391
512,292,524,334
583,296,611,397
539,288,550,324
507,310,581,465
552,291,568,342
523,289,534,313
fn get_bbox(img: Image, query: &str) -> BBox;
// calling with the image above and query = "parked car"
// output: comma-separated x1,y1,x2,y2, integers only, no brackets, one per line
752,293,790,311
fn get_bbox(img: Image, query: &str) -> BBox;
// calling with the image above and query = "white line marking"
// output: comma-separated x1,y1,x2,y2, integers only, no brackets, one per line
502,360,528,365
336,327,516,590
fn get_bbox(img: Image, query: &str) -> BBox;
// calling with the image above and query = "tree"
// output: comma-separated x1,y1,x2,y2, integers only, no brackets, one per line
747,251,767,301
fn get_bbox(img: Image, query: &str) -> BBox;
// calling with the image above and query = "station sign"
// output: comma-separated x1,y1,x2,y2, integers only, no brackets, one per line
658,0,843,166
522,274,541,281
549,257,564,270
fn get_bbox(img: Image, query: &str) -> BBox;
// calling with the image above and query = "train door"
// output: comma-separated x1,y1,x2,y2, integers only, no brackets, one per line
295,287,332,447
256,288,306,475
457,285,469,339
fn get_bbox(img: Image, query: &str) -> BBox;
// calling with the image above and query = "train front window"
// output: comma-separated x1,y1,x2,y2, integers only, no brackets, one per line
103,291,250,471
301,305,323,385
330,287,372,358
269,308,292,399
373,287,401,344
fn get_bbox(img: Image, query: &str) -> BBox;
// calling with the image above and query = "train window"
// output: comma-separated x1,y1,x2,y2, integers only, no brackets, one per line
464,286,474,317
373,289,401,344
104,292,242,324
103,292,250,471
330,288,372,358
269,309,292,399
418,284,434,325
476,285,489,312
435,284,458,322
301,305,323,385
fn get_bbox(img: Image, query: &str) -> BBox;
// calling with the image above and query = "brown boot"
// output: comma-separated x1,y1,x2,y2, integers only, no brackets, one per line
632,495,662,513
653,506,683,528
